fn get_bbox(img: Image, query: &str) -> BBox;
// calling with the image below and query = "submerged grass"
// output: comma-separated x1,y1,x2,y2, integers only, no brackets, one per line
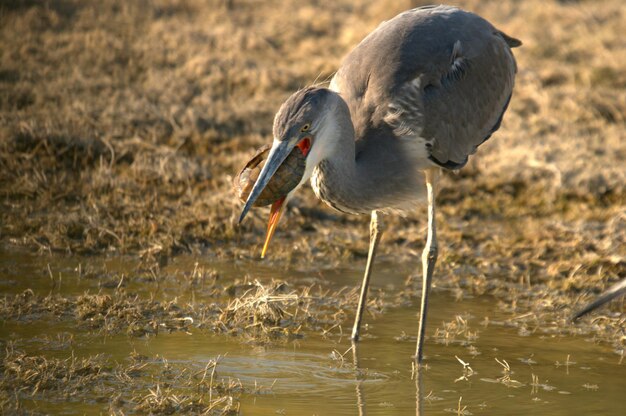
0,289,207,336
0,260,622,411
0,274,369,413
0,345,242,415
0,275,377,344
1,346,108,396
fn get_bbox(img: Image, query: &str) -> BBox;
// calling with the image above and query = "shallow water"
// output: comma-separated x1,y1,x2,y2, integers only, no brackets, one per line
1,249,624,415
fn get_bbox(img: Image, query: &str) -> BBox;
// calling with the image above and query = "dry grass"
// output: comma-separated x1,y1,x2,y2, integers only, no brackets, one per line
1,0,624,253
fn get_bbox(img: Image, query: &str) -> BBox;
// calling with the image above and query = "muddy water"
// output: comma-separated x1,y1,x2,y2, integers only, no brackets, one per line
1,250,624,415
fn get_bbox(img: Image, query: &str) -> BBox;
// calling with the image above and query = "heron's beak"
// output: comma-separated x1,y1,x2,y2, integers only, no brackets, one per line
261,195,287,258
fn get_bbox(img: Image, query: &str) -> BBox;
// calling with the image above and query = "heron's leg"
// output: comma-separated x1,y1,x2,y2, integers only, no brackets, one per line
351,210,382,341
415,363,424,416
415,169,439,364
352,345,366,416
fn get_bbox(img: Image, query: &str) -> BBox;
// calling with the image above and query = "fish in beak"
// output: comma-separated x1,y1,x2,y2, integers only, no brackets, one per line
238,138,310,258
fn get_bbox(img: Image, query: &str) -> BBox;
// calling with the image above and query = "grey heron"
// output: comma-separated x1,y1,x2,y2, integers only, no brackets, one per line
238,5,521,364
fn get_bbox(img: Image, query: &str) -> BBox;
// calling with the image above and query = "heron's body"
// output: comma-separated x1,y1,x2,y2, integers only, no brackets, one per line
312,5,519,214
239,5,521,364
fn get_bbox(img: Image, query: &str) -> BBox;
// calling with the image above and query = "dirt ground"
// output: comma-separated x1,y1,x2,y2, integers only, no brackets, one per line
0,0,624,408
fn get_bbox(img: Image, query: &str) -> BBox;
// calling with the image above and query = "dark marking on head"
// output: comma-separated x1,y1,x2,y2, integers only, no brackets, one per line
273,87,330,141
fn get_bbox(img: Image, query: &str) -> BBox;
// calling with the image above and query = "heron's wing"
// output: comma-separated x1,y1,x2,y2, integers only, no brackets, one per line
331,5,519,168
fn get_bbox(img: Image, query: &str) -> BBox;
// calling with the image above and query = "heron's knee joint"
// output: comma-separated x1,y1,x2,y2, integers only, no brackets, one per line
369,214,382,238
422,245,438,262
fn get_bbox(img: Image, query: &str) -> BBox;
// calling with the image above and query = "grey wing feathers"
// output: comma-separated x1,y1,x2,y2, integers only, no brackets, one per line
332,5,520,169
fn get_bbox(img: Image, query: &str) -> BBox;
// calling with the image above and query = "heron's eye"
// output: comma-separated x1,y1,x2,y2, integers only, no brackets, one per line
301,123,310,132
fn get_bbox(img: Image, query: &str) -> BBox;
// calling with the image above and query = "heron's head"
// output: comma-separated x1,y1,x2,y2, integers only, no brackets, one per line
238,86,337,257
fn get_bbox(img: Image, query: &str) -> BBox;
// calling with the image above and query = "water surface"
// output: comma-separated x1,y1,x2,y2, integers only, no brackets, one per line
0,249,623,415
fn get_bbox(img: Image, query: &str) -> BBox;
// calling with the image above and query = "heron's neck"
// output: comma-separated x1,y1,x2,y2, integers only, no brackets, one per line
310,94,381,214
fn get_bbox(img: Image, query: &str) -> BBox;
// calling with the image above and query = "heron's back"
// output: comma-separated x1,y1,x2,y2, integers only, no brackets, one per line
331,5,520,169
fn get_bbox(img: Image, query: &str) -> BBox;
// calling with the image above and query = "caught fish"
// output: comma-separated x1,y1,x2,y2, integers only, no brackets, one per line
235,144,305,206
235,143,307,258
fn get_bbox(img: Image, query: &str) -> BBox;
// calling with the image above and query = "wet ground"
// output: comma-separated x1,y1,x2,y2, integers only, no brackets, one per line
1,249,624,415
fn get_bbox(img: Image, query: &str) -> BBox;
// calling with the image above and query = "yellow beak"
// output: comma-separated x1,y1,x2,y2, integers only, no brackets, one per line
261,196,286,258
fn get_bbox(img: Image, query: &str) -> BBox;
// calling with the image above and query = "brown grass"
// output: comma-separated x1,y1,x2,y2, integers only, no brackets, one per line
1,0,624,254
